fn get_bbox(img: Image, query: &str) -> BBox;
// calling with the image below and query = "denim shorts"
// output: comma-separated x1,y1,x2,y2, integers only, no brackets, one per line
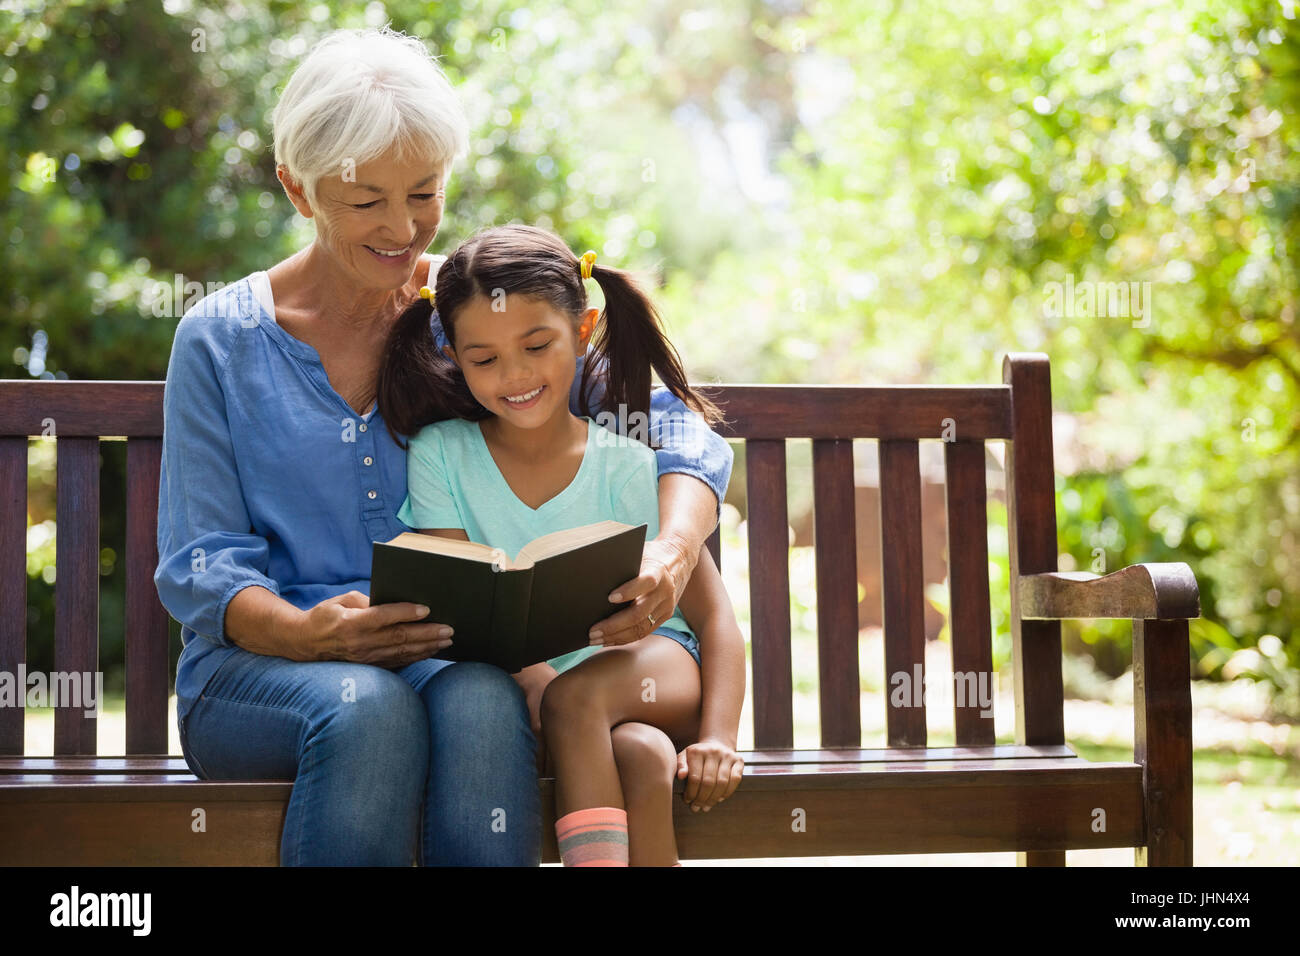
652,625,701,668
548,625,702,675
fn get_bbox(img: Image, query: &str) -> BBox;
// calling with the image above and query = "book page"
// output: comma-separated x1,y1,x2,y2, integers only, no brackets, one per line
515,520,638,565
382,531,506,568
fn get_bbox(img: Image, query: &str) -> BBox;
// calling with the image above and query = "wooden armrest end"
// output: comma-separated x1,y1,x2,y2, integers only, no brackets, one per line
1018,563,1200,621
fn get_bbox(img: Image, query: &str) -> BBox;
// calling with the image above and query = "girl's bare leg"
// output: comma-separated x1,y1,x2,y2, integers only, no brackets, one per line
612,721,683,865
541,635,701,816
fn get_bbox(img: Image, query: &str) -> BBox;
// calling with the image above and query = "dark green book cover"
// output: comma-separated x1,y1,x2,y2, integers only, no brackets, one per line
369,522,647,672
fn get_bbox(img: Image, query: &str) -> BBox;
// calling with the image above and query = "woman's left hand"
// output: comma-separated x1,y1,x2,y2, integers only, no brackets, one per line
588,536,697,647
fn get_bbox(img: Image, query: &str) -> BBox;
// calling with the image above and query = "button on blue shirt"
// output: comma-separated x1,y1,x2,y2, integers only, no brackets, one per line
155,268,733,724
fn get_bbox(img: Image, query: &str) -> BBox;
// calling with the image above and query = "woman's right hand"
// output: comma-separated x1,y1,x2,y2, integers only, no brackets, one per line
298,590,454,668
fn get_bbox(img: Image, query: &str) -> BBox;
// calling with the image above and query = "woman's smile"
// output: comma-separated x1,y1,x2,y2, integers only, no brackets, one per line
364,241,415,264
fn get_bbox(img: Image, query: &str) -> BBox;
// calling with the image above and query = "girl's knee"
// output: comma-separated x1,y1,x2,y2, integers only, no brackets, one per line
611,722,677,792
539,666,598,727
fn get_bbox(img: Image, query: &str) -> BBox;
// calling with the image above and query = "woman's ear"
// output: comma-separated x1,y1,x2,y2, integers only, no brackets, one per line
276,165,314,220
442,344,458,367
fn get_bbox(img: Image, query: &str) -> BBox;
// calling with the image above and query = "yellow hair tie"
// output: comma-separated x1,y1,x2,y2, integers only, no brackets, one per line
419,285,436,306
578,250,597,280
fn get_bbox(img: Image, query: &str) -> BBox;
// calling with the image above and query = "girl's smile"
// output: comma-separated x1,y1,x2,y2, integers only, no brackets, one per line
502,384,546,409
444,294,596,433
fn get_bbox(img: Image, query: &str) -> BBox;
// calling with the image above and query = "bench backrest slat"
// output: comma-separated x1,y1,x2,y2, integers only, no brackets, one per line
944,440,996,744
125,439,169,754
712,386,1011,439
0,437,27,755
0,381,163,437
54,437,100,755
878,439,927,747
704,526,721,571
1002,355,1065,745
812,438,862,747
745,439,794,749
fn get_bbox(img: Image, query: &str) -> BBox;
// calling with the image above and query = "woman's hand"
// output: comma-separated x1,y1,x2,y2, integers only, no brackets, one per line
676,737,744,812
588,536,698,647
299,590,454,667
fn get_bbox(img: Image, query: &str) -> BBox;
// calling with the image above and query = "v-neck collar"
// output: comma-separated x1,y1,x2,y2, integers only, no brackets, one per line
247,256,438,420
470,417,597,515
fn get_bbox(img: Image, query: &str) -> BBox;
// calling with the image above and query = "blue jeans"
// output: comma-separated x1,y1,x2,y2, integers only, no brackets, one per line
179,650,540,866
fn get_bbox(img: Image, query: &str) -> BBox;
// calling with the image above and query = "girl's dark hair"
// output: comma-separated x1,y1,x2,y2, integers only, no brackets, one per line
378,223,726,450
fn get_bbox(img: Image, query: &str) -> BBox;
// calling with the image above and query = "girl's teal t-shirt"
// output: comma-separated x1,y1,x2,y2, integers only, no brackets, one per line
395,416,695,672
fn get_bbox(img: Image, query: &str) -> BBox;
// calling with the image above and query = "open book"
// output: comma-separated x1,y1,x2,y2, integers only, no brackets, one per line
369,521,648,672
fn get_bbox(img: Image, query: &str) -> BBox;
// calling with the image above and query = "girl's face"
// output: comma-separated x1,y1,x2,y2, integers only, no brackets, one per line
443,294,597,428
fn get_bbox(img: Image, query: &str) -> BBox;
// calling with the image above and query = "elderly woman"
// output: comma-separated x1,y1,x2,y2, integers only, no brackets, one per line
153,27,732,865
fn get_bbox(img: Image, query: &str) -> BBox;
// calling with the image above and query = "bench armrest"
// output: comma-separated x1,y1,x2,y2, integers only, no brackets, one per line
1018,563,1200,621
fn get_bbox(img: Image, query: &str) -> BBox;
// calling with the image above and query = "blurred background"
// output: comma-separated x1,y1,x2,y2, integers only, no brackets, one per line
3,0,1296,863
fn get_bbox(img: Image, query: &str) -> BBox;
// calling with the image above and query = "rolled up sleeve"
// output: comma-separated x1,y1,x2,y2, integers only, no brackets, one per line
645,387,733,517
154,313,280,648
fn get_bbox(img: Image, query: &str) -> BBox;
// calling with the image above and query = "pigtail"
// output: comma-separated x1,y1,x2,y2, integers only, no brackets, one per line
581,264,727,445
376,297,488,450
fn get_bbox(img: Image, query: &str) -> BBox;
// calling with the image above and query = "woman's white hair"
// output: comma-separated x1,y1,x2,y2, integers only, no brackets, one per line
271,27,470,205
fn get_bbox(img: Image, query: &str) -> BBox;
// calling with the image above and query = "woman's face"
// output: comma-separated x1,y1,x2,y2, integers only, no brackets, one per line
286,151,448,290
443,294,598,429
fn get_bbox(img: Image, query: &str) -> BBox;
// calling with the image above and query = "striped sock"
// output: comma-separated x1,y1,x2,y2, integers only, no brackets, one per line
555,806,628,867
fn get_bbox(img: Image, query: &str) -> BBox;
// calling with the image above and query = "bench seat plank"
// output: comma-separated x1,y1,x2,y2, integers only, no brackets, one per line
0,757,1138,792
0,759,1142,864
0,744,1082,776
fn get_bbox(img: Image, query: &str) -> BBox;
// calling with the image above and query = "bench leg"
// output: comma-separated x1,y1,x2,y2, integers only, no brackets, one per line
1018,850,1065,866
1133,618,1194,866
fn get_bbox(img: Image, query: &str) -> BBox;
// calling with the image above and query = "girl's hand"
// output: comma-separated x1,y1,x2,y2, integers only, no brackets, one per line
676,738,744,812
588,536,696,647
511,661,558,739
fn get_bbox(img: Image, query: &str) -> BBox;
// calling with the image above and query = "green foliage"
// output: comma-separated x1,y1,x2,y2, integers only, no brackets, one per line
4,0,1296,710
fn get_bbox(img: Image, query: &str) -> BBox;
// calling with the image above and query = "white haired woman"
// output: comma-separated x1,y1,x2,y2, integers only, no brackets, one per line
154,27,733,865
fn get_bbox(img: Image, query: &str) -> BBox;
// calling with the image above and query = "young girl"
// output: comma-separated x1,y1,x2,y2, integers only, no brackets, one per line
378,223,746,866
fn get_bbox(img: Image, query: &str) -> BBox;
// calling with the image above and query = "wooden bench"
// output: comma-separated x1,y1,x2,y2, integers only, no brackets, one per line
0,352,1198,865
